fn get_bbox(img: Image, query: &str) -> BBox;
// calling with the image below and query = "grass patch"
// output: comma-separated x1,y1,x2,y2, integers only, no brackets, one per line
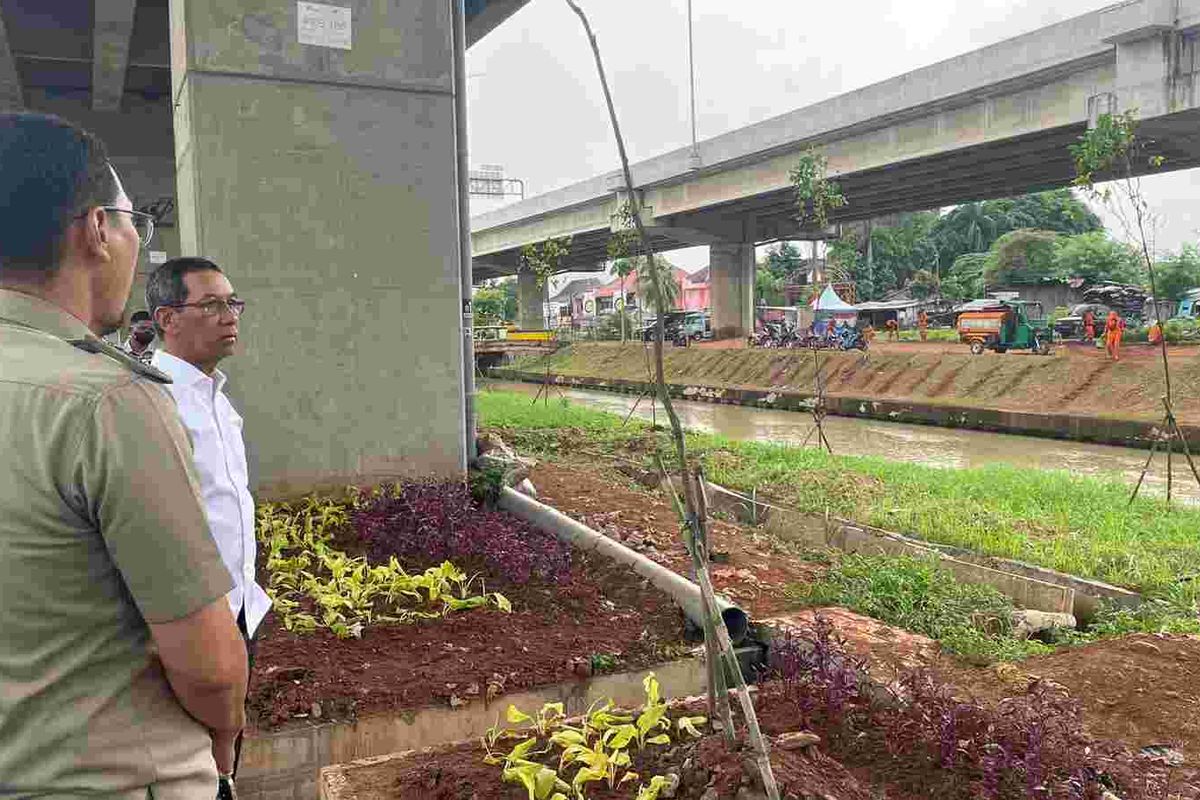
786,552,1052,663
477,390,1200,608
896,328,960,342
700,439,1200,599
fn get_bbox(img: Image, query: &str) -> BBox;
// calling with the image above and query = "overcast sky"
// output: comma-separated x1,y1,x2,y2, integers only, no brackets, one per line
466,0,1200,272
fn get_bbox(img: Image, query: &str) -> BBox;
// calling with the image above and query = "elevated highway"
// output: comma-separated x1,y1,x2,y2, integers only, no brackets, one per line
471,0,1200,337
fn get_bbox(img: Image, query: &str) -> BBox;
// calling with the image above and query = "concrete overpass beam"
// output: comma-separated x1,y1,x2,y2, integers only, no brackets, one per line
517,269,544,330
1101,0,1197,118
0,7,23,109
169,0,468,490
93,0,138,112
710,242,755,341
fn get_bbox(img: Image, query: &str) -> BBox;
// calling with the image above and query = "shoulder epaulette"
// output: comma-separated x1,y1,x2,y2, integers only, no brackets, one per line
68,337,173,384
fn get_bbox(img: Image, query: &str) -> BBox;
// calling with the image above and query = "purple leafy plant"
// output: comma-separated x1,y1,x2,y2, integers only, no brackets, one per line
763,615,1181,800
351,481,572,585
765,614,866,730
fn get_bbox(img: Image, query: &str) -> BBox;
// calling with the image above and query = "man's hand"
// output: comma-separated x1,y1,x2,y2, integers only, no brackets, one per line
212,729,239,775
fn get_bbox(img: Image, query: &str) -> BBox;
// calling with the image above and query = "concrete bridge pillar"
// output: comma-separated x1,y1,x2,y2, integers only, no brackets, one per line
169,0,469,493
516,269,544,330
709,243,755,340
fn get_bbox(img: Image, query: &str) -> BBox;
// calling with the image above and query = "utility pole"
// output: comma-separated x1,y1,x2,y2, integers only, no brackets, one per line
686,0,701,170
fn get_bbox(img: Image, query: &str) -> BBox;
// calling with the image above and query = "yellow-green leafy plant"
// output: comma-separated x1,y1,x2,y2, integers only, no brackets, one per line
484,673,705,800
257,494,510,638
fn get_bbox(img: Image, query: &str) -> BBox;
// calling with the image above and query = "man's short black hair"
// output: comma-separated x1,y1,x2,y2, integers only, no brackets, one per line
129,310,152,323
0,112,120,279
146,257,224,333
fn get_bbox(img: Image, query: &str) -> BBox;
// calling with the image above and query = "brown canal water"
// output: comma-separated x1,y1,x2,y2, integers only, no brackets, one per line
486,380,1200,504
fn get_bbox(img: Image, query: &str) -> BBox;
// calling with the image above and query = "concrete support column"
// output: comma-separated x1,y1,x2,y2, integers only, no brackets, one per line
709,242,754,340
516,270,544,330
169,0,468,493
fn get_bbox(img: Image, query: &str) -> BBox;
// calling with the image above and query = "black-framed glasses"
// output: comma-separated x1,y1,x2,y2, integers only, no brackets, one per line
170,298,247,318
74,206,156,246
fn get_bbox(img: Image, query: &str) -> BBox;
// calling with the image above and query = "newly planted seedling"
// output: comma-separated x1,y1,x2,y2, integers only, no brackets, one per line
486,673,707,800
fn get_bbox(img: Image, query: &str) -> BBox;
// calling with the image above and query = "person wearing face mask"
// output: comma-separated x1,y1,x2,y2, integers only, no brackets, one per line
122,309,157,363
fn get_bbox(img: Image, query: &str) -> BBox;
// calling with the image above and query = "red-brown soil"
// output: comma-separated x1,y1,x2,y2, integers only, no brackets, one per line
329,662,1200,800
524,341,1200,422
248,547,689,730
332,728,876,800
528,461,825,619
940,633,1200,763
525,457,1200,763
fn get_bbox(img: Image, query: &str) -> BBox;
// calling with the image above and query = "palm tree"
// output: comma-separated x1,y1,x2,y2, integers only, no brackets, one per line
637,256,680,314
613,258,636,342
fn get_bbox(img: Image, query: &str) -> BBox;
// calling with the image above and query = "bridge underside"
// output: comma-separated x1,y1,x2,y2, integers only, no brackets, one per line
473,108,1200,279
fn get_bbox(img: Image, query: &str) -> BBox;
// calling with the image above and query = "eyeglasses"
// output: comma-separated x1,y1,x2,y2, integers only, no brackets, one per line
169,298,247,318
74,206,156,246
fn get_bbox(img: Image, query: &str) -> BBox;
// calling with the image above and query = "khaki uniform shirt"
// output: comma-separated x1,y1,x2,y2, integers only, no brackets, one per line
0,289,234,797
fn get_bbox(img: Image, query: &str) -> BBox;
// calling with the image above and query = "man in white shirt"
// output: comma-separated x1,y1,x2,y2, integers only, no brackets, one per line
146,257,271,784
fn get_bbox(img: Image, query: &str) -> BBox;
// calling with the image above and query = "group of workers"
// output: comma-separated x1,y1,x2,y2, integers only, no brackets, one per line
877,310,929,342
1081,308,1156,361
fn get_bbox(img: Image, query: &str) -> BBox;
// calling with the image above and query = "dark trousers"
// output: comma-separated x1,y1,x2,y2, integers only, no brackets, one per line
232,608,256,777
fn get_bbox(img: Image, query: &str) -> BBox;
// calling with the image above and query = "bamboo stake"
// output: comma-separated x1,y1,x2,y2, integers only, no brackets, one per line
562,3,778,795
653,455,734,740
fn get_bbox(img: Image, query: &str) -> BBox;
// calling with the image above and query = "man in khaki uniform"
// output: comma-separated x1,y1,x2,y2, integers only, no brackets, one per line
0,113,248,795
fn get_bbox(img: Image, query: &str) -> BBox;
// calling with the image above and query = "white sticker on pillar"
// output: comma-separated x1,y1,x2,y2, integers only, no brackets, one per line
297,1,352,50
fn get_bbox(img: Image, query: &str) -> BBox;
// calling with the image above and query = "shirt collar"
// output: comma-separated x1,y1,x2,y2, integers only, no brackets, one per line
0,288,95,342
151,349,227,392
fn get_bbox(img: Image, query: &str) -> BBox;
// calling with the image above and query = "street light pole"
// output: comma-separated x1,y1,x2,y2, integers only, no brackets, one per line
687,0,701,170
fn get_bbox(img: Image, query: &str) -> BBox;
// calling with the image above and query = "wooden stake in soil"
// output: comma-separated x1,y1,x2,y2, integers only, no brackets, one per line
562,2,779,796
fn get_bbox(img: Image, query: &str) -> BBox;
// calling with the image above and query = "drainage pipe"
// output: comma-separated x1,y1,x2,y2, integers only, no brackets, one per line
499,487,749,644
451,0,477,463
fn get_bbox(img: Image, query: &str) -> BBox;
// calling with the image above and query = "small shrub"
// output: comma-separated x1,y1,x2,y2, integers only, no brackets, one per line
352,481,572,585
764,615,869,731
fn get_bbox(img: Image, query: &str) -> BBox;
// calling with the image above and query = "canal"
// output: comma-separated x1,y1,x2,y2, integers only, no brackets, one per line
486,380,1200,503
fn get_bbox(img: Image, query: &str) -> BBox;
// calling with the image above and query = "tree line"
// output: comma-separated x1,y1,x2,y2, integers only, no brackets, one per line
757,188,1200,304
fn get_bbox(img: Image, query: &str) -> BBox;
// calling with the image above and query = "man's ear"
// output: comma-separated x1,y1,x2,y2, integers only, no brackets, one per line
153,306,172,334
75,206,111,261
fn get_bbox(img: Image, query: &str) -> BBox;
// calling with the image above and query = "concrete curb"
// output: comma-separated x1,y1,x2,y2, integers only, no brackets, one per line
698,479,1141,621
241,655,713,800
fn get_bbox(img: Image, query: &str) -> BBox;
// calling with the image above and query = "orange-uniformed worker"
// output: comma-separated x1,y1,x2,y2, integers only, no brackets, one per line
1104,310,1125,361
0,113,247,795
1082,309,1096,341
917,309,929,342
1148,320,1164,345
884,317,899,341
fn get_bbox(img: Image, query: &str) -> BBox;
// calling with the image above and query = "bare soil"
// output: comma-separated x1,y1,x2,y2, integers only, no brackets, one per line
940,633,1200,763
248,544,689,730
527,461,826,619
522,342,1200,422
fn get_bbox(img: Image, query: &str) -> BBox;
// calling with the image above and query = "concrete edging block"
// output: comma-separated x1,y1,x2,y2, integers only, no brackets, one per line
240,655,712,800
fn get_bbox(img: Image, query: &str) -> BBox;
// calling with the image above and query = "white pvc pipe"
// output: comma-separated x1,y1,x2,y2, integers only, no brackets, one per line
499,487,749,644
